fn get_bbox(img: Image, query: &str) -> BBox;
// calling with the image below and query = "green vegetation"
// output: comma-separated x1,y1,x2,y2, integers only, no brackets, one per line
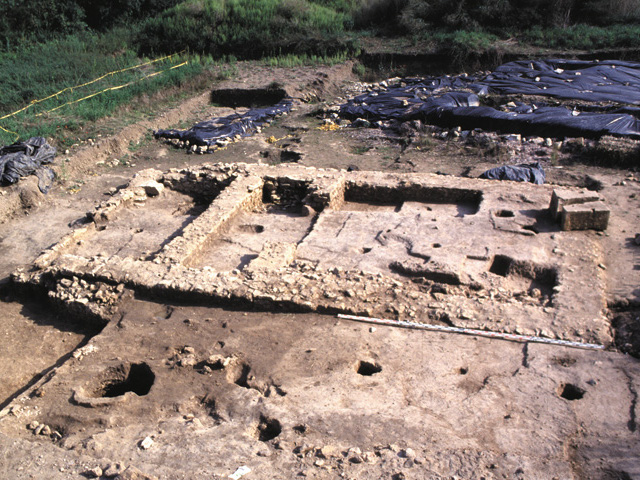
354,0,640,34
521,24,640,50
263,51,351,68
350,145,372,154
0,0,638,146
0,30,202,145
135,0,359,58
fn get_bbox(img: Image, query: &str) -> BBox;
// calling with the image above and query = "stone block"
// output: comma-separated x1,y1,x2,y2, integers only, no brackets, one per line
560,202,610,231
139,180,165,197
549,188,600,220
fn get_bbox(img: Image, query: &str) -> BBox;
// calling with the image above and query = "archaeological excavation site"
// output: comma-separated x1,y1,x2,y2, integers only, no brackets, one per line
0,60,639,480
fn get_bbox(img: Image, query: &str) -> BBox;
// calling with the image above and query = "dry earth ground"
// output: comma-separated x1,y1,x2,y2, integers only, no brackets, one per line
0,62,639,480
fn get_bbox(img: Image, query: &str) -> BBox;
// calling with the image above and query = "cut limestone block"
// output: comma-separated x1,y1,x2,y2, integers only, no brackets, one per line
560,201,610,231
549,188,601,220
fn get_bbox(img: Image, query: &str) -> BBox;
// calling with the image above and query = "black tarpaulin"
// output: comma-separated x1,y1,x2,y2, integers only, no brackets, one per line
339,59,640,140
155,98,293,147
480,162,546,184
0,137,56,193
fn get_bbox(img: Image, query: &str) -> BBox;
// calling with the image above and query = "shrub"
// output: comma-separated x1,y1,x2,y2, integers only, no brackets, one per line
353,0,640,35
521,24,640,50
0,0,86,48
135,0,355,58
77,0,183,30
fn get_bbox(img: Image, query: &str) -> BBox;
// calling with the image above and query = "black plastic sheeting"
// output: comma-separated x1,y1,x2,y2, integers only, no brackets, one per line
0,137,56,193
340,59,640,140
154,98,294,147
482,59,640,105
480,162,545,184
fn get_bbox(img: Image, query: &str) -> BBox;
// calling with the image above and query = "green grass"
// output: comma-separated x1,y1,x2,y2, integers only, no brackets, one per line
135,0,357,58
0,30,204,146
520,24,640,50
350,145,372,155
262,51,351,67
128,132,154,152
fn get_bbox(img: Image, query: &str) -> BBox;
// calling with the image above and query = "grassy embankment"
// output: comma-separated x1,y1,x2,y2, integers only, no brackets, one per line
0,0,639,146
0,0,360,146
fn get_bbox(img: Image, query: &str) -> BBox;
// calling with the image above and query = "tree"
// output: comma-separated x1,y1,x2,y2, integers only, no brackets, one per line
0,0,85,48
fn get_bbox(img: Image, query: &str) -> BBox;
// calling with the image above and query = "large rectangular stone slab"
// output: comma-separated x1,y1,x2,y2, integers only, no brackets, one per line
549,188,601,220
561,201,610,231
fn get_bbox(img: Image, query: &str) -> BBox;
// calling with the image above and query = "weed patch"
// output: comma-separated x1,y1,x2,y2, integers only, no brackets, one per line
0,32,204,145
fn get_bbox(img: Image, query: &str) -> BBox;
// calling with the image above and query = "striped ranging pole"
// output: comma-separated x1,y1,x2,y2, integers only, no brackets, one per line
336,314,606,351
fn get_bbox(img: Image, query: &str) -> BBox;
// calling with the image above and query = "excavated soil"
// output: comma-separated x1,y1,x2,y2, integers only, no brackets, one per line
0,61,639,480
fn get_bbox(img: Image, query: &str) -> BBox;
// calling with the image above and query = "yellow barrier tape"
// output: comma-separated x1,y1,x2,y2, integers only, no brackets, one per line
35,61,188,117
0,51,186,122
0,124,19,142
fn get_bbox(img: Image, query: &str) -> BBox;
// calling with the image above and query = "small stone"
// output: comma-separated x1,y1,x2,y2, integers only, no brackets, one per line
402,448,416,459
635,233,640,246
104,463,126,477
86,466,103,478
502,133,521,142
114,466,158,480
34,424,44,435
41,425,52,436
369,327,376,333
363,451,377,464
139,436,154,450
352,118,371,128
318,445,338,458
27,421,40,431
598,263,607,270
178,356,197,367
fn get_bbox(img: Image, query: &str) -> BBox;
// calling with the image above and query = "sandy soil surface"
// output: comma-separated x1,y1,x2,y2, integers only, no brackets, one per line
0,61,639,480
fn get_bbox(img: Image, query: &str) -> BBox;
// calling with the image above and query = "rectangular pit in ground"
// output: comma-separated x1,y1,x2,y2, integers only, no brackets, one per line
187,176,315,272
488,254,558,301
344,182,482,216
297,182,483,277
67,189,210,261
